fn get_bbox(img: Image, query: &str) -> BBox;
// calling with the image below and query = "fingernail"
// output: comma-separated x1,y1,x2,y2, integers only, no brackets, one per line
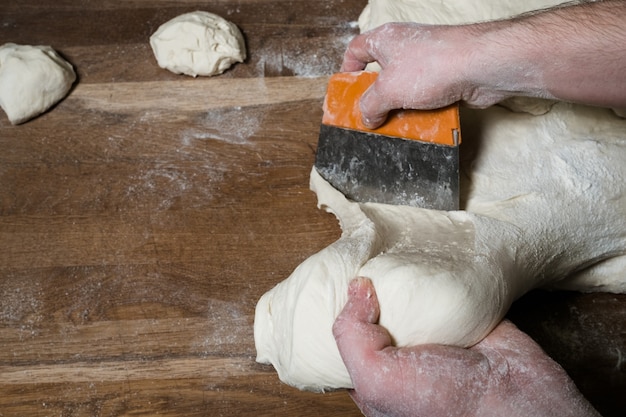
349,277,371,297
347,279,357,298
362,116,382,129
347,278,359,294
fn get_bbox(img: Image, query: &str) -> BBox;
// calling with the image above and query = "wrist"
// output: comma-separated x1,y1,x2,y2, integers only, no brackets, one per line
466,1,626,109
462,19,553,105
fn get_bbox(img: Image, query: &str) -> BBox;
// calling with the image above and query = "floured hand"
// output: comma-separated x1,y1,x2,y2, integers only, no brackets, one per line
341,22,494,128
343,1,626,128
333,278,601,417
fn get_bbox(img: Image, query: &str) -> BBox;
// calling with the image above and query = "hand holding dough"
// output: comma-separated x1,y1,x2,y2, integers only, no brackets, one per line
334,278,601,417
254,0,626,393
254,104,626,392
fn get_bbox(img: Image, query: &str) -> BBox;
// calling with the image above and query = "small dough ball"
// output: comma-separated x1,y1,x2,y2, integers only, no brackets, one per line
0,43,76,125
150,11,246,77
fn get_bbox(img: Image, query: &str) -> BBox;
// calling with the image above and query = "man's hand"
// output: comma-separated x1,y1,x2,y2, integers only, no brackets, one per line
341,22,504,129
342,1,626,129
333,277,600,417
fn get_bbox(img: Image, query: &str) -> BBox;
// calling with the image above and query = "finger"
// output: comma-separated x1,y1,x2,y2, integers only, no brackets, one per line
340,33,377,72
359,80,393,129
332,278,392,368
333,277,384,337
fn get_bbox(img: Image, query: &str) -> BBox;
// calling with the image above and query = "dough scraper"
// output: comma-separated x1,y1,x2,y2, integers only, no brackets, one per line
315,71,461,210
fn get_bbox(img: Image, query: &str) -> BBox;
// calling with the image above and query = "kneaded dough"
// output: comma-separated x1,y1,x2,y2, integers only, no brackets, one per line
255,103,626,392
255,168,516,391
150,11,246,77
0,43,76,125
254,0,626,392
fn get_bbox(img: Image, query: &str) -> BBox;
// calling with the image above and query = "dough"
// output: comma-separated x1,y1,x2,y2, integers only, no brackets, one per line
254,0,626,392
0,43,76,125
255,168,516,391
357,0,568,31
150,11,246,77
255,103,626,392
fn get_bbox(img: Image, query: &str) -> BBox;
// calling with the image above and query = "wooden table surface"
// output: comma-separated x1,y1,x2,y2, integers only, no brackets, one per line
0,1,624,416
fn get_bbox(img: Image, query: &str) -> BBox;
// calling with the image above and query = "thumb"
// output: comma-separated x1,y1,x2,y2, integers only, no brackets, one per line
359,81,392,129
332,278,392,379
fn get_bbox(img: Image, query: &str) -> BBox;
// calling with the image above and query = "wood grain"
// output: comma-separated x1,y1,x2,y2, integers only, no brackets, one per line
0,1,624,416
0,1,356,415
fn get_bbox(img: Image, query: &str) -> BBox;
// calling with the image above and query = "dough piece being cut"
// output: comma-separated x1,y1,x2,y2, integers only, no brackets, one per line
150,11,246,77
254,103,626,392
0,43,76,125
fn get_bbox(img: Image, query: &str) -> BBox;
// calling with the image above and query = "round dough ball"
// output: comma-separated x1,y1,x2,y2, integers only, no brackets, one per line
0,43,76,125
150,11,246,77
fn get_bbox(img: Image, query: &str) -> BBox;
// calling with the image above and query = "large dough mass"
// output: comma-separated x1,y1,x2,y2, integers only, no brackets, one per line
254,0,626,392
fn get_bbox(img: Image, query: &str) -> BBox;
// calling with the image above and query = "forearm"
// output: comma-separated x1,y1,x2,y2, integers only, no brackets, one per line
469,0,626,108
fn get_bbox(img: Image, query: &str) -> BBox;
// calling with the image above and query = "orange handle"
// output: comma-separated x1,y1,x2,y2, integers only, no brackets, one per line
322,71,461,146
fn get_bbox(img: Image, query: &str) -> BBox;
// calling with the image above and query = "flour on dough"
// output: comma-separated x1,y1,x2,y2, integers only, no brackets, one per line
254,0,626,392
255,102,626,392
150,11,246,77
255,167,517,391
0,43,76,125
